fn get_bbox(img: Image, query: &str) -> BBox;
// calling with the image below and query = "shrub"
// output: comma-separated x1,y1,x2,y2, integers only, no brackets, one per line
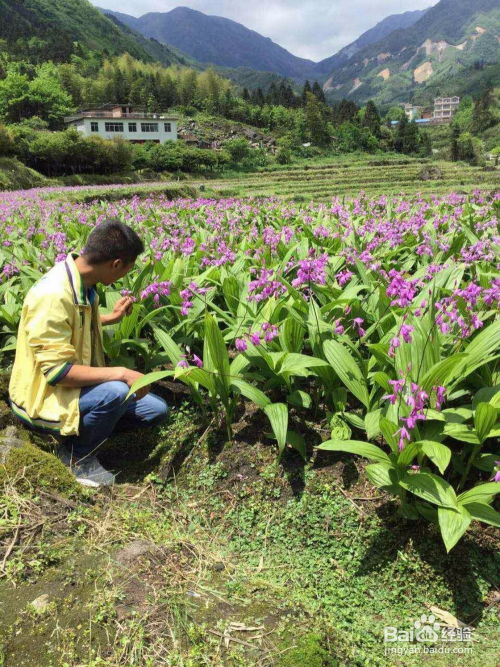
0,125,14,156
223,138,251,163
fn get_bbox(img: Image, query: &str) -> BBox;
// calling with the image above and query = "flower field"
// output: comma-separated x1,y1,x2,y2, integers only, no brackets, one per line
0,187,499,552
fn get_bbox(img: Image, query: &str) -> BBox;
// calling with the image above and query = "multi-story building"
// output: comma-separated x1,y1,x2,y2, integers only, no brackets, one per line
433,96,460,121
64,104,178,144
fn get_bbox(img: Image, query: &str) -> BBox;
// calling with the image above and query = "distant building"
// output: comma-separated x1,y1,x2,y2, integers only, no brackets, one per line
64,104,178,144
401,103,422,120
433,97,460,122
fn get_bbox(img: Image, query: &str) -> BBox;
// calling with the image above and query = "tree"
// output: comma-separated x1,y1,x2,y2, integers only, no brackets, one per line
362,100,381,138
332,99,359,126
0,62,73,127
311,81,326,104
304,92,330,147
472,89,496,134
393,116,421,154
450,123,460,161
301,80,312,106
0,124,14,156
385,106,405,123
223,138,251,163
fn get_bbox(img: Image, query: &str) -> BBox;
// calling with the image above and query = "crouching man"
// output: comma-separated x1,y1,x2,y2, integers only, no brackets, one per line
9,219,168,487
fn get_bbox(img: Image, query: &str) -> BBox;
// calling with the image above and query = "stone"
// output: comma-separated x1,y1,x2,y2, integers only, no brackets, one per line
29,594,50,614
115,539,159,566
0,426,25,464
418,166,443,181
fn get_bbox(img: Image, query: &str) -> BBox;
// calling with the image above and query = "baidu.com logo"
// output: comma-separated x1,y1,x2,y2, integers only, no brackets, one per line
383,612,474,656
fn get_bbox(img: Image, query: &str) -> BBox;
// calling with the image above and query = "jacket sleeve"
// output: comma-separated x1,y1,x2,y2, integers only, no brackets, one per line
24,290,76,386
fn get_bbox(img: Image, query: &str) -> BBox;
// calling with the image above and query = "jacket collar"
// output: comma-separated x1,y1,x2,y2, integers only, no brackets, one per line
64,253,88,306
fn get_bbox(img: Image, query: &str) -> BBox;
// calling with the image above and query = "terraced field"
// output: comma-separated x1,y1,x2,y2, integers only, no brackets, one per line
215,157,499,200
8,155,498,204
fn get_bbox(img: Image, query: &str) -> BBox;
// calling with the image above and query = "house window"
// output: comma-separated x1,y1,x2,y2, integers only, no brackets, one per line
128,122,137,132
141,123,159,133
90,121,99,132
104,122,124,132
164,122,172,132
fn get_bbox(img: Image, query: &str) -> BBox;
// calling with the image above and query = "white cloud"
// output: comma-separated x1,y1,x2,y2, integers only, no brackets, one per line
94,0,437,61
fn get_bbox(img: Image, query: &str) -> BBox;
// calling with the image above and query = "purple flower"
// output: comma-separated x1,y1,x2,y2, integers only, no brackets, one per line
434,385,446,411
192,354,203,368
336,269,353,286
400,324,414,343
352,317,366,337
249,332,261,345
397,426,410,451
176,360,189,369
235,338,248,352
334,319,345,335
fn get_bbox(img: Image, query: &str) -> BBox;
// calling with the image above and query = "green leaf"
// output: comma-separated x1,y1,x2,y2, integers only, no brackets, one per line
379,416,399,451
323,340,370,409
415,501,438,524
230,378,270,409
420,354,467,394
372,371,391,393
397,441,421,467
443,423,480,444
364,409,381,440
447,320,500,389
441,408,473,423
204,314,230,397
420,441,452,475
279,353,329,374
329,414,352,440
463,502,500,528
279,315,305,353
474,402,498,443
264,403,288,456
316,439,390,463
175,366,215,394
153,327,183,364
438,506,471,552
473,453,498,472
222,276,240,314
342,412,366,430
287,390,312,409
127,370,172,399
400,472,458,509
457,482,500,505
472,387,500,410
286,430,307,459
365,462,399,492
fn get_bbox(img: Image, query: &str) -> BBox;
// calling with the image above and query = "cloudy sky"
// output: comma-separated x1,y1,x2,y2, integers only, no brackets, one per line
94,0,437,61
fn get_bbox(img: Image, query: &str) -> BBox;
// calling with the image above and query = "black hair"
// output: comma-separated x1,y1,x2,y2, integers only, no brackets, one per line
82,219,144,265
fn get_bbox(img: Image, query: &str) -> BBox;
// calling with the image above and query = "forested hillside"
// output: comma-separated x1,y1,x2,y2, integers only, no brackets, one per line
0,0,186,65
321,0,500,105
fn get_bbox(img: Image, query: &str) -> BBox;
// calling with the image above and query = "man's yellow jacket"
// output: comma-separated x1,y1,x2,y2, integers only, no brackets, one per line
9,254,105,435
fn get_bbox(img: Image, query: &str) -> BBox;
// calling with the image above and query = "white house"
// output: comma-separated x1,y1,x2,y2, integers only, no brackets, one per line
64,104,178,144
433,97,460,121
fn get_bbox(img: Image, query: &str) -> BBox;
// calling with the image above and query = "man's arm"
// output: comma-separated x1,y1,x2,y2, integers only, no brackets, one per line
59,365,150,399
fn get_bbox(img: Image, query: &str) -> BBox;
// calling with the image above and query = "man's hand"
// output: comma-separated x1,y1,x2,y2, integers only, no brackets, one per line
101,296,135,326
121,368,151,400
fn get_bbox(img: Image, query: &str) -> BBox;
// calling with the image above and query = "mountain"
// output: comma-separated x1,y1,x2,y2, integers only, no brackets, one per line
315,9,430,75
100,6,316,78
0,0,186,66
321,0,500,105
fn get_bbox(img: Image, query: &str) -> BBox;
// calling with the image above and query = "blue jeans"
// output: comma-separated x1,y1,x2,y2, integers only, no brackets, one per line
64,381,168,459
